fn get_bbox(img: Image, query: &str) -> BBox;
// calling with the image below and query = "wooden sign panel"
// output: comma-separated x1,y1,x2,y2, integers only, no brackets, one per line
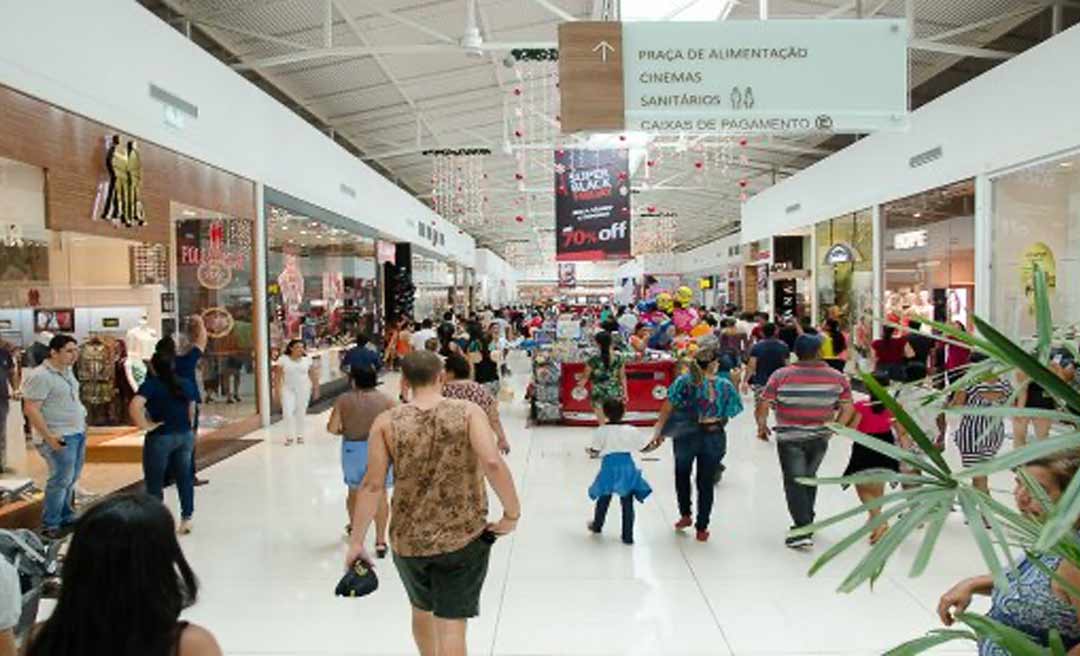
557,22,625,133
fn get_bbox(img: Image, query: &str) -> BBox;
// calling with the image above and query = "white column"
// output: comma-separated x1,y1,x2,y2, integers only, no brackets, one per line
872,204,883,339
254,183,271,428
974,174,992,324
759,0,768,20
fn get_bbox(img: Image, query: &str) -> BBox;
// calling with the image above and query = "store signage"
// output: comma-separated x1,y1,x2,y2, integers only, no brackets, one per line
698,277,712,290
377,241,397,265
98,135,147,227
893,229,928,251
559,20,908,134
555,148,632,261
101,317,120,329
558,262,577,287
824,242,858,265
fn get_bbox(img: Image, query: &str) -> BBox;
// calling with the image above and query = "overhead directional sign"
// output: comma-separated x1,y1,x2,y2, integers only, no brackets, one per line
559,20,909,134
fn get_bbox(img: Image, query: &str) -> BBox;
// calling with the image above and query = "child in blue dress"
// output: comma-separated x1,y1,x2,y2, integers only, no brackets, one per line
586,399,653,545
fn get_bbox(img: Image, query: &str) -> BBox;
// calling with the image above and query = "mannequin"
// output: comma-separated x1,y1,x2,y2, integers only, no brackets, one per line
125,315,157,360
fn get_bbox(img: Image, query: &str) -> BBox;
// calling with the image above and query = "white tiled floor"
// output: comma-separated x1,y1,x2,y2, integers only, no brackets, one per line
166,361,1002,655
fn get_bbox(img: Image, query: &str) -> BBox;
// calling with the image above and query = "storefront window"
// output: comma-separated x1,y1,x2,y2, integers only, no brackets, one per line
412,255,453,320
172,203,257,426
882,180,975,331
266,204,377,393
1,157,171,438
992,155,1080,339
815,209,874,333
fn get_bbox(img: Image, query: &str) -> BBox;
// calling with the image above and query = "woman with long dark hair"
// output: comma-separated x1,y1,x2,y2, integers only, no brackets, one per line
130,344,198,534
821,318,848,373
578,331,627,425
26,493,222,656
272,339,319,446
871,324,914,380
473,335,502,399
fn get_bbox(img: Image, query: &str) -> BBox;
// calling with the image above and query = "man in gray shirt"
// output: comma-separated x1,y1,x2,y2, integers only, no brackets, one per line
21,335,86,538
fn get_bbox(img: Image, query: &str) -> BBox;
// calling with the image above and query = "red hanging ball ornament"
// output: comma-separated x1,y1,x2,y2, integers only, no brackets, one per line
646,160,655,167
513,88,522,96
738,179,748,188
514,129,523,138
646,205,657,213
739,137,748,147
694,161,704,170
557,185,567,195
617,172,628,181
515,215,525,223
555,149,565,157
618,135,627,142
514,173,524,180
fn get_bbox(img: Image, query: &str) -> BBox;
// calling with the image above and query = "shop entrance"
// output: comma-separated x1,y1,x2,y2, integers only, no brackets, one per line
882,180,975,332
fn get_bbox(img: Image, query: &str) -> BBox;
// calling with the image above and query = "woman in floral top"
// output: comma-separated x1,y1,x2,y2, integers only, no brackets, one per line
578,331,627,426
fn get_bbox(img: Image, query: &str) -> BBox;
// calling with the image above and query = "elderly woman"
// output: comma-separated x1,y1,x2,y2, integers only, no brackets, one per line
937,455,1080,654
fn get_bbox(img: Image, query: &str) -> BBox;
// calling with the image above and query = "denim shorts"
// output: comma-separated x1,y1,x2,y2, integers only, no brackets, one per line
341,440,393,488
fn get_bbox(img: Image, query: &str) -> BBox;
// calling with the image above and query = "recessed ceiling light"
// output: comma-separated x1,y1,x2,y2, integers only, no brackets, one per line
1061,162,1074,168
299,230,307,235
913,212,922,218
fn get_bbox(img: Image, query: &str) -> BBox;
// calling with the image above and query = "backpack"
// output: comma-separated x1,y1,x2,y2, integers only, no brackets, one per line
0,529,62,644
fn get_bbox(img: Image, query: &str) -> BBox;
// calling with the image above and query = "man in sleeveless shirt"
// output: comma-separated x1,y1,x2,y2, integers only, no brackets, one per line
346,351,521,656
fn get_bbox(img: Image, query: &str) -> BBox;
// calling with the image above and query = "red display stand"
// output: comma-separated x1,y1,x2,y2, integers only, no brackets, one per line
559,359,676,426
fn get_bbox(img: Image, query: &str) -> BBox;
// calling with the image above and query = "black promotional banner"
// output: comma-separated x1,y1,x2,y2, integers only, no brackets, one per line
555,149,631,261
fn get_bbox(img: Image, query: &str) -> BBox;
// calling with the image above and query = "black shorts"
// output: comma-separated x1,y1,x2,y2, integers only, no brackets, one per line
393,533,493,619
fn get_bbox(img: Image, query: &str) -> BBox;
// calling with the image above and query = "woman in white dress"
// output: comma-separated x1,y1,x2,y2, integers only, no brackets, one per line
273,339,320,445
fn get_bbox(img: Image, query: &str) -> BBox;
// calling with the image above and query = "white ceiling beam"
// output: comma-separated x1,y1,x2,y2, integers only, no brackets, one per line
331,0,446,145
529,0,577,22
909,39,1017,60
324,0,334,48
923,5,1043,43
368,5,457,44
230,41,556,70
192,18,315,51
476,2,509,91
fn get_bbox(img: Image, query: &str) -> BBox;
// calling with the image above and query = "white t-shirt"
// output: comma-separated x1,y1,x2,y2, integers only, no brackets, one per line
276,355,314,389
590,424,651,459
617,313,639,334
896,385,941,451
0,557,20,631
412,328,437,351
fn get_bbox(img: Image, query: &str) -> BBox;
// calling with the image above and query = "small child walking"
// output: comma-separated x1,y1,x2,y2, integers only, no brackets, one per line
587,399,653,545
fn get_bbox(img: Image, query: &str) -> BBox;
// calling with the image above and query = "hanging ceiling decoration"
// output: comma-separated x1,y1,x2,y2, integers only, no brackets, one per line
425,148,491,229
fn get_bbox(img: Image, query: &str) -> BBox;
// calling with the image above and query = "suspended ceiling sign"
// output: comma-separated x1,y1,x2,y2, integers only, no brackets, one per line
559,20,908,134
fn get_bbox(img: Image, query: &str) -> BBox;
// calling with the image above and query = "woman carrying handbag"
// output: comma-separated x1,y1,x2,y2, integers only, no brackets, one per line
648,345,743,543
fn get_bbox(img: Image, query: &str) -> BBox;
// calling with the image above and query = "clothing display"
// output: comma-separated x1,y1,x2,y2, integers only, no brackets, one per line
125,319,157,361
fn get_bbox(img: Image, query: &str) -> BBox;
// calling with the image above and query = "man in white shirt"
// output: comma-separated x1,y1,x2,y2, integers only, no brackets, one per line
410,319,437,352
0,557,20,655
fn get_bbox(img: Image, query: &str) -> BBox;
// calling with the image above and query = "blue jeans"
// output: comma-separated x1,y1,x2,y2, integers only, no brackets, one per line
593,494,635,543
143,431,195,519
37,432,86,530
776,438,829,529
673,429,727,531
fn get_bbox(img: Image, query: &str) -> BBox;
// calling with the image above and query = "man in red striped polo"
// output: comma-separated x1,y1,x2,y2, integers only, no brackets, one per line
756,333,855,549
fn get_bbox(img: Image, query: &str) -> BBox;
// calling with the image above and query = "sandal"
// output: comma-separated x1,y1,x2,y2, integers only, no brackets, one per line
869,523,889,545
375,543,388,559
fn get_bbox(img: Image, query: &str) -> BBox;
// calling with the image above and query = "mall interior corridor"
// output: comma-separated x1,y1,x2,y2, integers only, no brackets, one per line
163,366,988,656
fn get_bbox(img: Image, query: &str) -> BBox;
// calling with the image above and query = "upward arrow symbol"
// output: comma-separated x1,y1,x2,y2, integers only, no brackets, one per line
592,40,615,63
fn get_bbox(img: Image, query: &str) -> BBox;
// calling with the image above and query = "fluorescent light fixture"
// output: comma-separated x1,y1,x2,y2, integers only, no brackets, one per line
1061,162,1075,168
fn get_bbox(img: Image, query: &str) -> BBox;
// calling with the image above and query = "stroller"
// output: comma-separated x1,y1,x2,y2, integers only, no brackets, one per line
0,529,62,646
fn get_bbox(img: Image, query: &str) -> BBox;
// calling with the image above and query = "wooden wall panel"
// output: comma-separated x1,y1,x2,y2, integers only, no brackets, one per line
0,84,255,244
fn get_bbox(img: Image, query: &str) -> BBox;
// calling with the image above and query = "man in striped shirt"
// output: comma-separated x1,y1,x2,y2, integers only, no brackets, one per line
757,334,854,548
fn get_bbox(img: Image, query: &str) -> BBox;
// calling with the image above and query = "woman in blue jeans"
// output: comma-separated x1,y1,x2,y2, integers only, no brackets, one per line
649,346,743,542
129,347,197,535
